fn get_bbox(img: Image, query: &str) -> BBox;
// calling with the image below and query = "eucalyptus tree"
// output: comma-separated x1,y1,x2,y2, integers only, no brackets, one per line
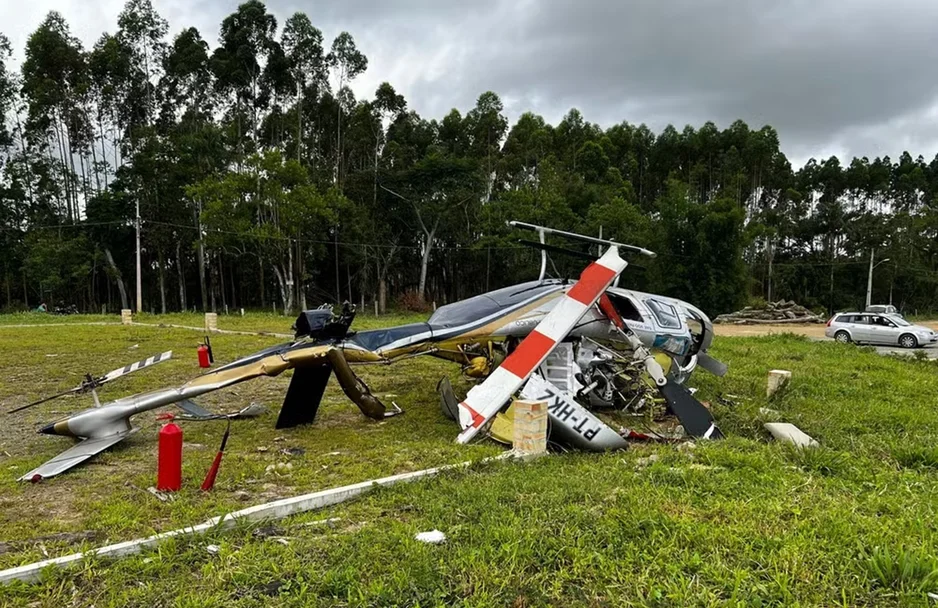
211,0,278,167
281,13,326,163
116,0,168,148
326,31,367,184
20,12,88,221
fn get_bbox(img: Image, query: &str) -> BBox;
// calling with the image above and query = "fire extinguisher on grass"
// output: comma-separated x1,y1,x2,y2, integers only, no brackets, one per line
157,422,183,491
197,335,214,368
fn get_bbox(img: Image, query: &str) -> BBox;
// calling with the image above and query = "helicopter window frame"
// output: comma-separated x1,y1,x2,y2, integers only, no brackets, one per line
644,298,682,329
607,294,645,323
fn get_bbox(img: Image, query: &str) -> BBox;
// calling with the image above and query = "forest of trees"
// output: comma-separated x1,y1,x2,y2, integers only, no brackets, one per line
1,0,937,318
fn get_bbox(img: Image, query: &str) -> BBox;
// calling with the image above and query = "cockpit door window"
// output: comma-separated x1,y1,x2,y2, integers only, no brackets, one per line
644,298,682,329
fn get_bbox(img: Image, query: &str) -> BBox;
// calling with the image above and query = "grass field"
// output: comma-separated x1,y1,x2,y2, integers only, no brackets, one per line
1,313,938,606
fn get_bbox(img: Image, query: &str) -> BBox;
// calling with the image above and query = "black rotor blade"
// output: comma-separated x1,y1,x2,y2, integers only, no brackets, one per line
8,385,83,414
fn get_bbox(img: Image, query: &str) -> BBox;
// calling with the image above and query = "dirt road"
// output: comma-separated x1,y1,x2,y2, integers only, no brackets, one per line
714,320,938,338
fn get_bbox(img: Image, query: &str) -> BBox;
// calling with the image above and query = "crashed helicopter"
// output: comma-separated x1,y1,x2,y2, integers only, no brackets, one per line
12,221,727,480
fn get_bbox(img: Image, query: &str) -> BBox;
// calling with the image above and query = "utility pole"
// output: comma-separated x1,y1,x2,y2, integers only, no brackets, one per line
135,198,142,313
866,249,890,310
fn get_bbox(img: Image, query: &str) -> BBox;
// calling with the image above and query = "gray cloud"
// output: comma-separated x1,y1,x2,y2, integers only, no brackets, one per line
4,0,938,165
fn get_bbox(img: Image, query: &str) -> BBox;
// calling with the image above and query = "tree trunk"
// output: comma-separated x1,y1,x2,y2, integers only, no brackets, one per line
229,258,238,311
766,235,774,303
218,253,227,313
272,262,293,315
259,260,266,310
418,220,439,304
197,207,208,312
330,228,339,304
97,112,109,189
157,246,167,314
103,247,129,310
297,239,307,311
176,240,186,311
379,275,387,314
296,81,303,162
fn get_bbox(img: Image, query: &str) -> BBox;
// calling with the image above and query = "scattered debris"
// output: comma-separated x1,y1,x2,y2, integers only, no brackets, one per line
767,369,792,398
677,441,696,453
256,581,285,596
635,454,660,468
415,530,446,544
265,462,293,476
280,447,305,457
252,525,283,539
147,486,175,502
301,517,342,528
759,407,781,417
205,544,220,555
256,446,269,453
764,422,819,448
128,344,139,350
715,300,824,324
235,402,267,418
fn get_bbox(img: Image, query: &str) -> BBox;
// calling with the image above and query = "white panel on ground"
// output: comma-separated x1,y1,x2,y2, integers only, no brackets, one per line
764,422,818,448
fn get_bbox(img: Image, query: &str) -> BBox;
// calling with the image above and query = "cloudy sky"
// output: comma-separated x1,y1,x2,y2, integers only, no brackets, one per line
3,0,937,166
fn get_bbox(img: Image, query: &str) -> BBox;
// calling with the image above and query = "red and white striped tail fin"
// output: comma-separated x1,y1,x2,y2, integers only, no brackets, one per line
455,247,627,444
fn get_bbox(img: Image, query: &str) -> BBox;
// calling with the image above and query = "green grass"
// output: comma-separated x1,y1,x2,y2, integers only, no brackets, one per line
1,323,937,606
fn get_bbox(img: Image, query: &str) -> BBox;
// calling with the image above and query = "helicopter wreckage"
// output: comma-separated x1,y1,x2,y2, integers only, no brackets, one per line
11,222,728,481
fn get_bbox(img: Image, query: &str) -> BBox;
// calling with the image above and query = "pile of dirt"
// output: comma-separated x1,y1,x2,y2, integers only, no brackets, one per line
714,300,825,325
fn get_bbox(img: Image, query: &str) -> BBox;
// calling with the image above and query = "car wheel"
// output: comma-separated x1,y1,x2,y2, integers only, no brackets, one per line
899,334,918,349
834,330,851,344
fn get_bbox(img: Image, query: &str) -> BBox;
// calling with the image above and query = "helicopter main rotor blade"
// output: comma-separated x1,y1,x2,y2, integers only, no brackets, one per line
98,351,173,385
7,386,84,414
6,351,172,415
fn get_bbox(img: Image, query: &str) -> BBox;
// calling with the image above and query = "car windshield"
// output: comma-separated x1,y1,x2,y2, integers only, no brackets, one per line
887,314,911,326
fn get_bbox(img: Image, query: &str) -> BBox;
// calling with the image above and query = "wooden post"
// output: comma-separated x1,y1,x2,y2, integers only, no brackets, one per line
512,399,547,457
767,369,792,398
120,309,132,325
204,312,218,333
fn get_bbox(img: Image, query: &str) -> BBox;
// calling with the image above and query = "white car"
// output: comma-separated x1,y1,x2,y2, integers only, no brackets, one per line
825,312,938,348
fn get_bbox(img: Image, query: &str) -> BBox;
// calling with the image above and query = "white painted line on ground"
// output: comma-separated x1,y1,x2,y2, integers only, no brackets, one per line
130,322,293,338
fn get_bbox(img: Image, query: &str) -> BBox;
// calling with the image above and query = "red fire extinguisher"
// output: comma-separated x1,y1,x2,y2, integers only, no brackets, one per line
197,344,210,368
157,422,183,491
197,335,214,368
